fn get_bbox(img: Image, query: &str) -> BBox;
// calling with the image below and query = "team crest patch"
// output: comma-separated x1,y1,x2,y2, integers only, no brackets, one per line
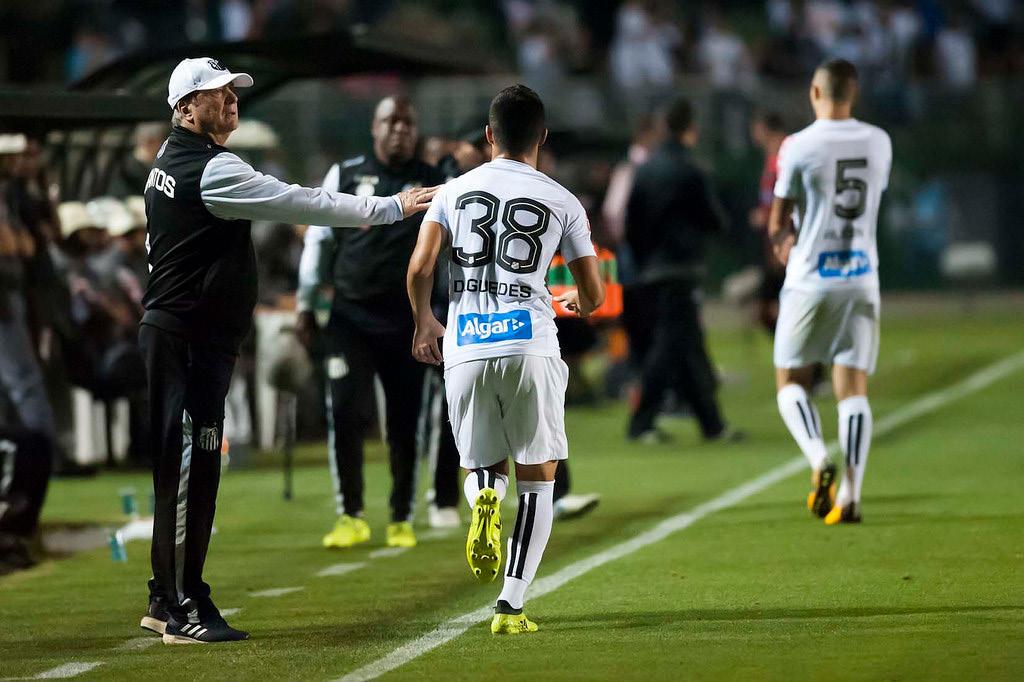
457,310,532,346
207,59,227,72
818,250,871,279
198,425,221,452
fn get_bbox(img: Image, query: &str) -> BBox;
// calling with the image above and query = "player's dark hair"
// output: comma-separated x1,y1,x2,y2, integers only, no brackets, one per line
488,85,546,156
817,58,859,102
758,111,786,133
665,97,694,136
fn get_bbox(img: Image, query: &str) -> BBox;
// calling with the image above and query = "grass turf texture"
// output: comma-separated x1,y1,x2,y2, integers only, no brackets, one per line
1,305,1022,680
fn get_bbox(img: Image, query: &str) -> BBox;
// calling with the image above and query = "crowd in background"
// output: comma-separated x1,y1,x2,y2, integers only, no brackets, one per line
1,2,1021,88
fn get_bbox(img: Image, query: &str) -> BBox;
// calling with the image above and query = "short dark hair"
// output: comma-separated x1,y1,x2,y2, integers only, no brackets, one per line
488,85,546,156
757,111,786,133
816,58,859,102
665,97,694,136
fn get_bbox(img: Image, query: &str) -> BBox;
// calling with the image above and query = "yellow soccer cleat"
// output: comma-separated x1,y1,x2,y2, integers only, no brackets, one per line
807,462,837,518
386,521,417,548
322,515,371,549
491,612,538,635
466,488,502,582
824,501,862,525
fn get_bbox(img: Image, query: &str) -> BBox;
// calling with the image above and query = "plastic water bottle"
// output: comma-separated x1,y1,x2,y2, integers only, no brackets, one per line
109,530,127,562
120,488,138,518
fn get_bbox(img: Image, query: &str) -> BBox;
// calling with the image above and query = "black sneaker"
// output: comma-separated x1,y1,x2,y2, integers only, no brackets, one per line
140,598,169,635
162,599,249,644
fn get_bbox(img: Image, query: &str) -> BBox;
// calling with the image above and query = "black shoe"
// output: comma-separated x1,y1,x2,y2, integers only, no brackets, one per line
0,534,37,575
140,598,169,635
162,599,249,644
704,426,747,444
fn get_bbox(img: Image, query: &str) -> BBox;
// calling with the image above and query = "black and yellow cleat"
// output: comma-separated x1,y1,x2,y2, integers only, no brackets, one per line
466,488,502,582
807,462,837,519
824,501,862,525
491,600,538,634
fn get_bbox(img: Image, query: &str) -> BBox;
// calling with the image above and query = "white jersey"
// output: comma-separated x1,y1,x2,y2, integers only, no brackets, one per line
774,118,891,292
423,158,596,368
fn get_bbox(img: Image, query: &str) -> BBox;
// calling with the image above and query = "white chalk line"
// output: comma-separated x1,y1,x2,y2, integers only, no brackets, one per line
251,586,305,599
335,349,1024,682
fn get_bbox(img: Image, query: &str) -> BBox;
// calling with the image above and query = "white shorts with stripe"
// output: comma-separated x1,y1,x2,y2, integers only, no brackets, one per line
444,355,569,469
774,287,881,374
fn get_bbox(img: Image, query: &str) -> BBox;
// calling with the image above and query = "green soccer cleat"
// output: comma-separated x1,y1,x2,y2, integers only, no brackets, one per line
322,515,371,549
386,521,417,548
807,462,837,519
491,612,538,635
466,488,502,582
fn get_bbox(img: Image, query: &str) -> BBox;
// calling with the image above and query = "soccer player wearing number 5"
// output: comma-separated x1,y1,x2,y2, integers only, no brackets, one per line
769,59,891,525
408,85,604,634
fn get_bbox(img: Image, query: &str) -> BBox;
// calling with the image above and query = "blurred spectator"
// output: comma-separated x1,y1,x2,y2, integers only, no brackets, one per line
748,111,788,334
935,15,978,92
110,124,169,198
610,0,680,117
698,12,755,93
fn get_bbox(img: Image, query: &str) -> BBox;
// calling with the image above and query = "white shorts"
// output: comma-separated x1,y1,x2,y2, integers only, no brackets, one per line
774,287,880,374
444,355,569,469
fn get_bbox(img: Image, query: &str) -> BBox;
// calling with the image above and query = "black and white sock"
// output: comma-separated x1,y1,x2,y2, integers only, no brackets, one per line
777,384,829,470
463,469,508,508
497,480,554,610
837,396,872,507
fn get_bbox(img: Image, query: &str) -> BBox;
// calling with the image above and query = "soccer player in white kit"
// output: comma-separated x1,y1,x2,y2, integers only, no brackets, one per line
408,85,605,633
768,59,892,525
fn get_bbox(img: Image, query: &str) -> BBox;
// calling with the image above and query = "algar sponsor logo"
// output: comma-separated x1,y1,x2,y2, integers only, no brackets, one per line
818,250,871,279
457,310,533,346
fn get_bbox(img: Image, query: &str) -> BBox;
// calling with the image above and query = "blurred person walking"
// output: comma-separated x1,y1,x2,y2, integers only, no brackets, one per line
624,98,739,444
296,96,444,550
749,112,789,334
139,58,434,644
0,134,56,573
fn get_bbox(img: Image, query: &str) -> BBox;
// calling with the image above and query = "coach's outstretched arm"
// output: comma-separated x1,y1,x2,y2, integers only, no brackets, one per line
407,219,446,366
555,255,605,318
200,152,436,226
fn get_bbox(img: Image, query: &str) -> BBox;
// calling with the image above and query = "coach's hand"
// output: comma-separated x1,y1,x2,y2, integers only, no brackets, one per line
555,289,595,318
396,186,439,218
412,316,446,366
296,310,318,349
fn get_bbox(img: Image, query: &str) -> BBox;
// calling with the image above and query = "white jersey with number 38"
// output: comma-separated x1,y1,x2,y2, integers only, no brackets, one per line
423,158,595,368
774,118,892,292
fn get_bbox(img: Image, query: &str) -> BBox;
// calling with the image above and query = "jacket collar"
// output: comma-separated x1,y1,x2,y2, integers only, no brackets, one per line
171,125,228,151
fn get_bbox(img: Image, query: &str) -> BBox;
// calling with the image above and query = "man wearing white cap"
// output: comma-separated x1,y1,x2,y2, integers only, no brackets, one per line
138,57,437,644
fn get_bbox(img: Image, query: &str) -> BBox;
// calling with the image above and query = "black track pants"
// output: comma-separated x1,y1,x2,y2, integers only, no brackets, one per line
139,324,235,616
324,318,424,522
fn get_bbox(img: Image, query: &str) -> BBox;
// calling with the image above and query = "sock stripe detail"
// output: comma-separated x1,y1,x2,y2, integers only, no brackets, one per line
853,413,864,466
475,469,484,490
846,414,854,468
795,401,815,440
512,492,537,579
506,493,527,576
487,471,495,489
808,402,821,437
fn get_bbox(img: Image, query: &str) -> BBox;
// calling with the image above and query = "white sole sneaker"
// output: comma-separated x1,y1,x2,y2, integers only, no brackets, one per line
140,616,167,635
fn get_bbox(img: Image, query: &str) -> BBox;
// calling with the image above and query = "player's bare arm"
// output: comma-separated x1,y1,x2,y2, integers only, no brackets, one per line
767,196,796,265
397,185,440,217
555,255,605,318
407,219,446,365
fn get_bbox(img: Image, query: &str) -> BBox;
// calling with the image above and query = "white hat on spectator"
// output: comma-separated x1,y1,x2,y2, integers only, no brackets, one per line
86,197,136,237
167,57,253,109
58,201,102,238
125,195,147,228
0,134,27,155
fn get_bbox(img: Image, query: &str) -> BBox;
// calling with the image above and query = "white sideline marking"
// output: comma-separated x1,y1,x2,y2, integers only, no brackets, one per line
368,547,409,559
220,607,242,617
113,637,159,651
250,586,305,598
317,562,366,577
335,350,1024,682
33,663,103,679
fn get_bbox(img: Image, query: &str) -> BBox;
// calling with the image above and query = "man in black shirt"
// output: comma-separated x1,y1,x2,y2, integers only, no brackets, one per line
297,96,444,550
140,58,435,644
625,97,739,443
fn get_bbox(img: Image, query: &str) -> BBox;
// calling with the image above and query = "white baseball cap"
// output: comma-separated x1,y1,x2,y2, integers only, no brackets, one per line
167,57,253,109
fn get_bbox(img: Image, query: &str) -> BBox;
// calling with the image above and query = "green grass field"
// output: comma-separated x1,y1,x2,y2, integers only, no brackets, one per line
2,300,1022,680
